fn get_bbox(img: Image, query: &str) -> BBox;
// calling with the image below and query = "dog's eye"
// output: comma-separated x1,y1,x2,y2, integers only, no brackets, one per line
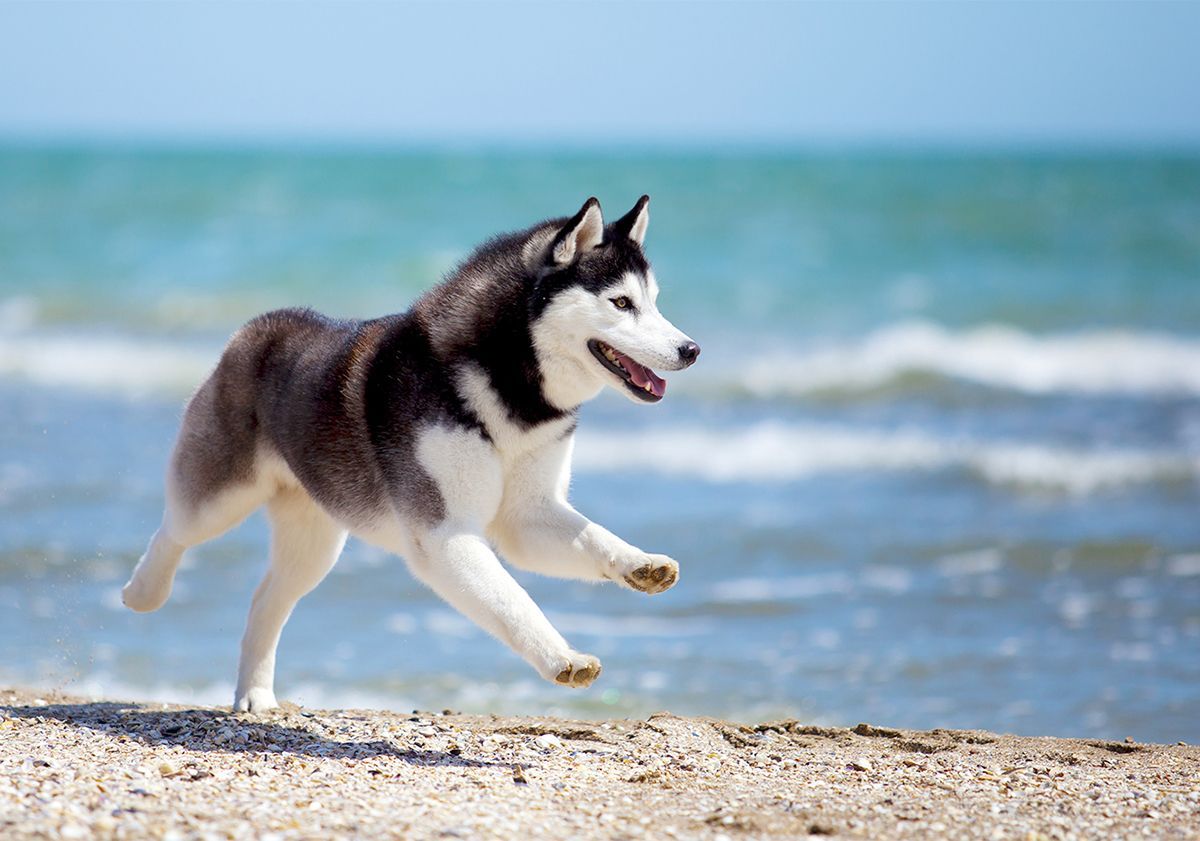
611,296,632,310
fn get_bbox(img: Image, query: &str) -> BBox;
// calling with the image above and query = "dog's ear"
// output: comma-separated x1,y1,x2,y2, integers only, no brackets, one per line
611,194,649,247
550,197,604,266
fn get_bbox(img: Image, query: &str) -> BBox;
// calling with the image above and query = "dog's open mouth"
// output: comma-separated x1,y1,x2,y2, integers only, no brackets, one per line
588,339,666,402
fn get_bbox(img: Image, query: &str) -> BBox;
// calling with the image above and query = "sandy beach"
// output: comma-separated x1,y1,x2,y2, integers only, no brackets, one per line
1,688,1196,840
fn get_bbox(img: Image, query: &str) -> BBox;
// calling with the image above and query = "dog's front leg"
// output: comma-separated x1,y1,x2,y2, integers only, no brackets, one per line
409,525,601,687
405,426,600,686
495,501,679,593
492,437,679,593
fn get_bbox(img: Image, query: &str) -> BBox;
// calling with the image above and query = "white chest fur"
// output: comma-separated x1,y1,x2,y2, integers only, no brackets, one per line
455,365,576,464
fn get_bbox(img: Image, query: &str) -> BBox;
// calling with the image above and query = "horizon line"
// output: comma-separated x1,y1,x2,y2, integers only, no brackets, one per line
3,132,1200,158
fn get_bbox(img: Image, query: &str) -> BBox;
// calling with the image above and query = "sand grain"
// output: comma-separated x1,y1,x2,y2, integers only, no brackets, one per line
1,688,1196,839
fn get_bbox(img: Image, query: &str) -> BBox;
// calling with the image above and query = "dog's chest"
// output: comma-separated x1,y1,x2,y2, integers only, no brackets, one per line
493,414,575,464
456,364,575,463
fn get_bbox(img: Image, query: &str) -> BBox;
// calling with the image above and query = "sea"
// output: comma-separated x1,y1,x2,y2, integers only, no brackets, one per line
1,145,1198,743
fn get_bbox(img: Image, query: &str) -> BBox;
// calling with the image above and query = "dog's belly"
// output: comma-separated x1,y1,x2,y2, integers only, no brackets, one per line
350,518,420,560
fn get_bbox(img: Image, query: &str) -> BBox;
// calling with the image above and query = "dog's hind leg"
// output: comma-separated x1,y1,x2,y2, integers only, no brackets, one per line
124,348,273,613
122,461,275,613
121,528,186,614
234,488,347,713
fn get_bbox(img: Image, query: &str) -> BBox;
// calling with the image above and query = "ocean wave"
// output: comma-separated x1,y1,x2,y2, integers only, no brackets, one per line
693,321,1200,399
706,567,913,608
574,422,1198,494
709,573,854,603
0,671,417,714
5,318,1200,402
546,611,714,638
0,330,217,398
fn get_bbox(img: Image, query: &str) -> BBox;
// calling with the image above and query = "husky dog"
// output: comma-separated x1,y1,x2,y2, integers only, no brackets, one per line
122,196,700,712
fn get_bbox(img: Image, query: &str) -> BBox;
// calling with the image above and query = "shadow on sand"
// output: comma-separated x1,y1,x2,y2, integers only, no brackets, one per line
2,700,510,769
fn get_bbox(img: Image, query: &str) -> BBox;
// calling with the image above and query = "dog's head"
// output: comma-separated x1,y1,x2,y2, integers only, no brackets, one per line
530,196,700,406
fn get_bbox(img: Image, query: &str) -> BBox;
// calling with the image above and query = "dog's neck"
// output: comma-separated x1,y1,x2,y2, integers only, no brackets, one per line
415,271,582,430
469,300,576,429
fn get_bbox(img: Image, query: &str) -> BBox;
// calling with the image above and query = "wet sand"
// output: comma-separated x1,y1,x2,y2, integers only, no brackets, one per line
1,688,1196,839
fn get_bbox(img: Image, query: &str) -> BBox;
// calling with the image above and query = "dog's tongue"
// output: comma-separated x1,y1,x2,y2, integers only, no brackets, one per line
613,349,667,398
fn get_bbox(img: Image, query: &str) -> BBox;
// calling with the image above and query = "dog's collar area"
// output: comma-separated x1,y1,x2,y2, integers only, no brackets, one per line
587,339,665,402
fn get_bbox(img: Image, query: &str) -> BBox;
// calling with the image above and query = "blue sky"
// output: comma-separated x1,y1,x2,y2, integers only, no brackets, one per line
1,1,1198,146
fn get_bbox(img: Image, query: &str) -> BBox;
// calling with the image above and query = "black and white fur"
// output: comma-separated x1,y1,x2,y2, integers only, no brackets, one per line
122,196,700,712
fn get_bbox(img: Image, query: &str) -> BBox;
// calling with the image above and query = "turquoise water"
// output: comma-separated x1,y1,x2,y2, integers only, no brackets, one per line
2,146,1199,741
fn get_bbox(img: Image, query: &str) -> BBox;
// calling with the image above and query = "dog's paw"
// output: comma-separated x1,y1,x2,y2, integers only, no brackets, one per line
233,687,278,714
120,573,171,613
553,653,602,688
622,554,679,594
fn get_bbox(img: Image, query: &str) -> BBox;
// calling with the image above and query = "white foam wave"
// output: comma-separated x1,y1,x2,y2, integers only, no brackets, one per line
4,672,416,714
937,548,1005,576
710,573,854,603
709,568,913,605
0,296,38,331
574,422,1198,494
0,330,216,398
710,321,1200,398
1165,554,1200,577
5,319,1200,403
546,611,714,638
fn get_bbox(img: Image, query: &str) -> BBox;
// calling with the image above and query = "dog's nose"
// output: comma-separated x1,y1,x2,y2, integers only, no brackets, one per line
677,341,701,366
